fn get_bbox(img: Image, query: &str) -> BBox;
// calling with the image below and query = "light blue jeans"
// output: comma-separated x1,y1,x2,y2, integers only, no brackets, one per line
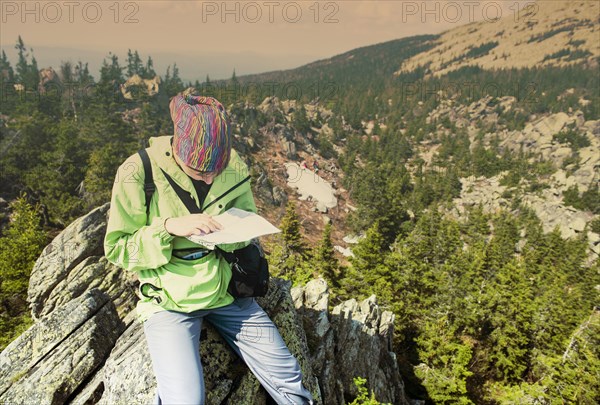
143,297,314,405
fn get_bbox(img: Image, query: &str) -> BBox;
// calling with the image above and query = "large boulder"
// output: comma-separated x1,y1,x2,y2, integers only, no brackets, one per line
0,289,123,404
27,203,137,321
293,278,410,405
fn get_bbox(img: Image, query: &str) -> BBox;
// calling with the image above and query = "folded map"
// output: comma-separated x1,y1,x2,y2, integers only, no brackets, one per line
186,208,281,248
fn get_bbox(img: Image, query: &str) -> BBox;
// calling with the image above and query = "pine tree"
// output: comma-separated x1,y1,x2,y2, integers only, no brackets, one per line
292,104,312,135
267,200,313,286
145,56,156,78
350,221,386,274
14,36,38,90
484,259,534,382
0,195,48,350
280,200,303,254
314,223,338,287
0,50,15,82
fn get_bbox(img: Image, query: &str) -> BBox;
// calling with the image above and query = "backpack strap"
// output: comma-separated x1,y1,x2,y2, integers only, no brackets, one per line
138,149,251,218
160,169,203,214
203,175,251,212
138,149,155,218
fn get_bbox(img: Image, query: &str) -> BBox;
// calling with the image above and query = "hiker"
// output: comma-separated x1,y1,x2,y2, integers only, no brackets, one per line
312,160,319,174
104,94,313,405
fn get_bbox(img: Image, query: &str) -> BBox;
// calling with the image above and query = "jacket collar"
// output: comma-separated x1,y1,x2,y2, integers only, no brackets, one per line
147,136,250,210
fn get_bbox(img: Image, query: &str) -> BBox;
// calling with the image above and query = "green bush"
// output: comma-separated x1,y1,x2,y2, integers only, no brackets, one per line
349,377,390,405
553,129,591,151
0,196,48,350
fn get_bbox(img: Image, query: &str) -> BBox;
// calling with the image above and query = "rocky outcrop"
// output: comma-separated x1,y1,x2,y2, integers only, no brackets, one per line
426,96,599,259
120,74,161,100
450,173,599,258
0,289,123,404
2,206,409,404
292,278,409,405
27,203,137,321
38,67,62,94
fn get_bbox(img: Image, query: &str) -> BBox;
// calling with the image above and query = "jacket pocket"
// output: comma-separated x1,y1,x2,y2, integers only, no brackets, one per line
150,251,229,311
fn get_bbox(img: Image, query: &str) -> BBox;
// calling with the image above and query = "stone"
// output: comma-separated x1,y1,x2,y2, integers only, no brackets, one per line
588,232,600,245
293,280,409,405
285,163,337,209
37,256,137,320
254,171,277,206
284,141,297,159
334,246,354,257
571,216,587,233
27,204,109,316
0,289,123,404
120,74,161,100
342,234,363,244
316,201,328,213
533,112,569,137
552,146,572,162
272,186,288,207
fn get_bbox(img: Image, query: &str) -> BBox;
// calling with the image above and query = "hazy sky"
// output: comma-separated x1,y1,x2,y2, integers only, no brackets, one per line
1,0,530,81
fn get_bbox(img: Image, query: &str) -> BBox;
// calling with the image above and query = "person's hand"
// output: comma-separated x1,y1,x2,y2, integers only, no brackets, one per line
164,214,223,237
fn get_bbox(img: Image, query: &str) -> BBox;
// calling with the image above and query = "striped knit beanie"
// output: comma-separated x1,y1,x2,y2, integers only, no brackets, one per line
169,94,231,173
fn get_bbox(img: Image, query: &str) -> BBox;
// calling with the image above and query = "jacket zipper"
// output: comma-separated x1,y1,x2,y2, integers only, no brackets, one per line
202,175,251,212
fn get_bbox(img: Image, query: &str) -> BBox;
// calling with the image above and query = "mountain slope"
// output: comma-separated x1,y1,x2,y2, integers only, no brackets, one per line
396,0,599,77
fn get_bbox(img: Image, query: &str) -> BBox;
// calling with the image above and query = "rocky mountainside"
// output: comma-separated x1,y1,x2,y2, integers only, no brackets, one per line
428,95,598,254
396,0,599,78
0,204,410,405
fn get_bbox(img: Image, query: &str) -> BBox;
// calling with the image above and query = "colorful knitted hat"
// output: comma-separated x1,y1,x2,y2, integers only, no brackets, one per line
169,94,231,173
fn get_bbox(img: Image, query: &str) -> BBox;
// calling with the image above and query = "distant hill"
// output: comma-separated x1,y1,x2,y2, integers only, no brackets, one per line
395,0,599,77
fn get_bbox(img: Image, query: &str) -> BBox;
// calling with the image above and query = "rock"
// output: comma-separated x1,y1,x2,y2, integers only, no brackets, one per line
284,141,297,159
578,146,599,167
582,120,600,136
552,146,572,164
255,278,322,403
120,74,161,100
0,289,123,404
293,278,330,339
36,256,137,321
93,314,163,405
258,96,280,115
330,297,407,404
533,112,569,137
334,246,354,257
343,234,363,244
28,203,112,320
272,186,288,207
571,216,587,233
254,171,278,206
322,215,332,225
293,280,409,405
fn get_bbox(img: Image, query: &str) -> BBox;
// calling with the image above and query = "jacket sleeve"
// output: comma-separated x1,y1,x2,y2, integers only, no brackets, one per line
103,155,175,272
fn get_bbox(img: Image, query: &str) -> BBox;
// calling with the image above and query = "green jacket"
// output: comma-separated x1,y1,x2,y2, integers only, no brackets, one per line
104,136,257,322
